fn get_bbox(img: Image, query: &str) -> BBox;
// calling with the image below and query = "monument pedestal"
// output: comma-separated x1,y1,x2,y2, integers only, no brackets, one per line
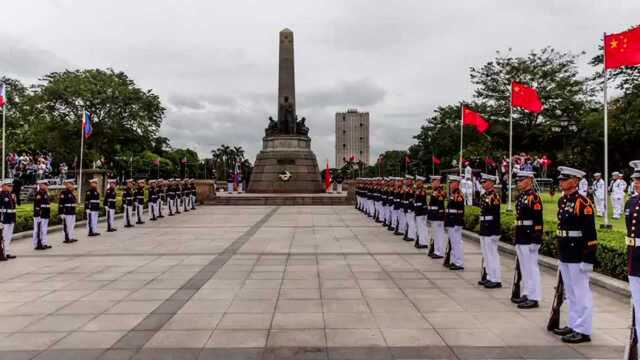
247,135,324,193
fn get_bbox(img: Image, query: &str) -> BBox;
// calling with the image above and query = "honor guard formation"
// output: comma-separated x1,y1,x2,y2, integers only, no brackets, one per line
353,164,630,344
0,178,198,258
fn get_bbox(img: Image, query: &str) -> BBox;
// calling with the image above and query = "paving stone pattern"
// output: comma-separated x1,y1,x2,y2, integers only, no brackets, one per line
0,206,630,359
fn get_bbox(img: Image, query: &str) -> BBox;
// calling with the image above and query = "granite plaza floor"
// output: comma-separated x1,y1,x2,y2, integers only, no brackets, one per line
0,205,630,359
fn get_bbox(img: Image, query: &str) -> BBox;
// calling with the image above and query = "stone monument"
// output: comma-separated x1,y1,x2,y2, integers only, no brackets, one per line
247,28,324,193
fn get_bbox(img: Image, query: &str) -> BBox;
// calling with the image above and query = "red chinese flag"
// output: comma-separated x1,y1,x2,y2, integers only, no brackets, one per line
462,107,489,133
325,160,331,192
605,27,640,69
432,155,441,165
511,82,542,113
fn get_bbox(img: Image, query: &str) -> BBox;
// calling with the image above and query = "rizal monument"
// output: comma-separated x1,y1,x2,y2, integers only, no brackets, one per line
247,28,324,193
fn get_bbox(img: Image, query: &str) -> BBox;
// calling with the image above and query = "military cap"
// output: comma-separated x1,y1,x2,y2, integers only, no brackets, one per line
630,161,640,179
89,178,98,183
593,172,602,177
429,175,442,180
612,171,621,177
480,173,497,182
515,170,535,180
37,179,49,185
107,178,117,183
448,175,461,182
557,166,586,180
415,175,426,181
404,174,413,179
1,179,14,186
63,179,75,184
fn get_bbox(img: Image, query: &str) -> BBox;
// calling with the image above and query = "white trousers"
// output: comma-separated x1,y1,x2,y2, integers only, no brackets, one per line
406,211,416,240
559,262,593,335
149,203,157,219
464,192,473,206
398,211,407,234
430,221,445,256
447,226,463,266
480,235,501,282
169,199,176,214
612,196,624,218
107,208,115,229
32,218,49,246
375,202,383,221
391,209,400,230
65,214,76,240
87,211,98,233
594,195,605,216
227,183,233,193
136,204,144,222
191,195,197,209
337,183,343,193
516,244,541,301
2,223,14,255
415,215,429,246
385,205,392,224
629,276,640,349
124,205,134,226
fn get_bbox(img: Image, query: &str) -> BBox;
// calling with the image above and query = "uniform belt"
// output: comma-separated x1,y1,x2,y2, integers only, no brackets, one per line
0,209,16,213
480,216,494,221
90,200,100,203
446,209,462,213
64,204,75,207
428,206,439,210
40,204,50,208
415,203,424,207
515,220,533,226
626,237,640,247
556,230,583,237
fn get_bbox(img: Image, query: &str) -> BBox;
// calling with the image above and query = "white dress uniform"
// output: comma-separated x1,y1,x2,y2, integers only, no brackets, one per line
592,176,605,216
461,178,474,206
578,178,589,197
612,175,627,219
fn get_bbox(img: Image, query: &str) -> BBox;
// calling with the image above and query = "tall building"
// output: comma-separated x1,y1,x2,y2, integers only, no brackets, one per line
335,109,370,168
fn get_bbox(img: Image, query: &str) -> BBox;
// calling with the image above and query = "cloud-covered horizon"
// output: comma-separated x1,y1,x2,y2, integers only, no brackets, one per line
1,1,638,164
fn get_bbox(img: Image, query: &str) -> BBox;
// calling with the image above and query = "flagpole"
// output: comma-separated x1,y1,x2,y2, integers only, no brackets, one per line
507,83,514,212
602,32,611,229
78,109,85,204
2,101,6,182
459,104,463,176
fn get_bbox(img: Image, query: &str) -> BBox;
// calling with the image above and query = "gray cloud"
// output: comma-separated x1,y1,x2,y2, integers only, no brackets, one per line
0,37,70,80
302,79,386,108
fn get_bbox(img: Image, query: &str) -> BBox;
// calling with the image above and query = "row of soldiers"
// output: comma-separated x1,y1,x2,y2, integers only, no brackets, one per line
0,178,197,257
354,166,602,344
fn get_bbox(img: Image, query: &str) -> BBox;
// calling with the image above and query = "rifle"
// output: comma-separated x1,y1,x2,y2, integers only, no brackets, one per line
443,240,451,267
510,256,522,301
624,304,638,360
0,223,5,259
62,215,69,242
480,257,487,283
546,268,564,331
428,236,435,257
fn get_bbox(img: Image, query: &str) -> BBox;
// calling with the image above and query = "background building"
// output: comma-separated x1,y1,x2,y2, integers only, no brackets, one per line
335,109,370,168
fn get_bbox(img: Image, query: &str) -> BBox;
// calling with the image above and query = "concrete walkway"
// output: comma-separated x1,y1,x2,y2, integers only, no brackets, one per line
0,206,630,359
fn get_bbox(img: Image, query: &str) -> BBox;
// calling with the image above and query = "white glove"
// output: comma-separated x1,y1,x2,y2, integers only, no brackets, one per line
580,263,593,273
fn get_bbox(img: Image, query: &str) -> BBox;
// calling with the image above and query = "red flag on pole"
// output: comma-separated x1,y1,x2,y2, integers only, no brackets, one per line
462,107,489,133
324,160,331,192
511,82,543,113
605,27,640,69
432,155,441,165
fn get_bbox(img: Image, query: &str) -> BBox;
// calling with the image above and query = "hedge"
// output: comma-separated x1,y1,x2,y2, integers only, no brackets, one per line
463,206,628,281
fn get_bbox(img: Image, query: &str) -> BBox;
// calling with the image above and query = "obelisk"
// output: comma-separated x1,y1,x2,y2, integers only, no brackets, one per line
247,28,323,193
277,28,295,134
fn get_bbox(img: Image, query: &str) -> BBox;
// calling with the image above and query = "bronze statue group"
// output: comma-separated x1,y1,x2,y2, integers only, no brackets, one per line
0,178,197,256
355,162,640,349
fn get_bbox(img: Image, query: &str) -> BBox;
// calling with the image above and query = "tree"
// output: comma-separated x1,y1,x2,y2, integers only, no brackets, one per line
17,69,165,167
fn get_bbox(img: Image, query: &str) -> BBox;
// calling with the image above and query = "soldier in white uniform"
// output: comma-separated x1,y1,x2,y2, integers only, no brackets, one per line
461,176,474,206
611,172,627,219
592,173,605,217
578,176,589,197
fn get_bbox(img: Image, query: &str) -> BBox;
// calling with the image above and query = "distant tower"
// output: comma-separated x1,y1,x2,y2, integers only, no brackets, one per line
335,109,370,168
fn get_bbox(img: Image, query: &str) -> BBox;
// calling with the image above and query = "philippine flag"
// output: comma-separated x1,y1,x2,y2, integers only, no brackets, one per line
82,111,93,139
0,84,6,108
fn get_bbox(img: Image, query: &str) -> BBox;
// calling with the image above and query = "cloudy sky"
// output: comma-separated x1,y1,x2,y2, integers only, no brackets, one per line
1,1,638,164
